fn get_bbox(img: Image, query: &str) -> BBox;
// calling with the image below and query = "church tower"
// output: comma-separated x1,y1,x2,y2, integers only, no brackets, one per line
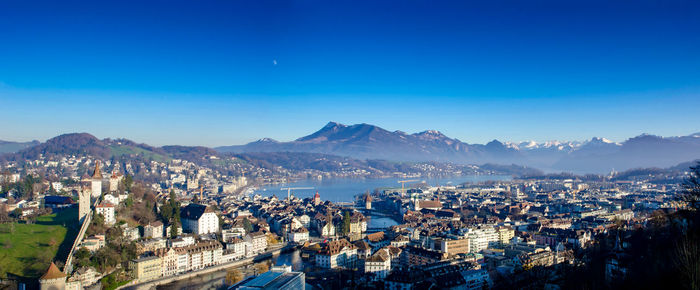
364,191,372,210
91,161,102,198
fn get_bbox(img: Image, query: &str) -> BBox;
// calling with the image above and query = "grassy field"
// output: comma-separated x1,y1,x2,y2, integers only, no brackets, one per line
0,207,79,278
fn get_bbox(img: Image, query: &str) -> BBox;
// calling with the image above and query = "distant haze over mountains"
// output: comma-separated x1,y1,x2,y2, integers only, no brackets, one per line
217,122,700,174
0,140,40,154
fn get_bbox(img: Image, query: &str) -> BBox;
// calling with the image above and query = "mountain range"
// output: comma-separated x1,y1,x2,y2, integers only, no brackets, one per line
217,122,700,173
0,140,40,154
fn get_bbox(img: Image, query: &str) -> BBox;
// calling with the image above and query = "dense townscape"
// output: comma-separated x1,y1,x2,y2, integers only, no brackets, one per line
0,142,698,289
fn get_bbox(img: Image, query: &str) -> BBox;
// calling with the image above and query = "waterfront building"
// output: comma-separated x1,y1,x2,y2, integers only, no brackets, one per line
129,256,162,282
230,265,305,290
226,237,247,260
184,240,223,271
244,231,267,256
315,239,358,269
154,248,179,277
181,203,219,235
288,227,309,244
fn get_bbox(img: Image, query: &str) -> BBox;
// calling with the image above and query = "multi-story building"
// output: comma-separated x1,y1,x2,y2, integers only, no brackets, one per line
401,245,448,267
184,240,223,271
154,248,178,277
226,237,247,260
288,227,309,244
244,231,267,257
144,221,164,239
315,239,357,269
365,249,391,280
95,202,115,225
466,226,499,253
496,226,515,246
129,256,162,282
436,237,470,256
181,204,219,235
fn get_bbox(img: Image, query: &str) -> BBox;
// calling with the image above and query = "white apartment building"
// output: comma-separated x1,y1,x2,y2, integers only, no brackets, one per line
181,204,219,235
244,231,267,257
288,227,309,244
365,249,391,280
144,221,164,239
95,202,115,225
467,226,499,253
225,238,247,260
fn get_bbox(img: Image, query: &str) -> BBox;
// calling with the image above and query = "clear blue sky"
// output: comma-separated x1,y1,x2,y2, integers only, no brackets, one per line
1,0,699,146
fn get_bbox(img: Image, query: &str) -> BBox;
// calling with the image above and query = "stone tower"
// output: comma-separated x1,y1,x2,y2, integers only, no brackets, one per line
39,262,66,290
91,161,102,198
79,185,91,224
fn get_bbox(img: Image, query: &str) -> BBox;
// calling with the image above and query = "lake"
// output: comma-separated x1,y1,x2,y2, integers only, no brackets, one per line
253,175,511,202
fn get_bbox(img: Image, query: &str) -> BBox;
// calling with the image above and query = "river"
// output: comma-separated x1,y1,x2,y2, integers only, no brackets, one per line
253,175,511,202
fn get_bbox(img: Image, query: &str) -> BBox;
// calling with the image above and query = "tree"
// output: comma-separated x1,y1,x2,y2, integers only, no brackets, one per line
225,268,244,285
254,262,269,275
123,174,134,192
681,162,700,210
341,211,351,235
75,247,92,268
170,222,179,238
243,218,254,233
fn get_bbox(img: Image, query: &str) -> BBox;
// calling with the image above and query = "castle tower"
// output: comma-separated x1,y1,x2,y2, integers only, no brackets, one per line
79,185,91,224
90,161,102,198
39,262,67,290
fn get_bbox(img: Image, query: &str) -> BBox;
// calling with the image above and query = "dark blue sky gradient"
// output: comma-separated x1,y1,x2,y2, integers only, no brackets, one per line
1,0,699,146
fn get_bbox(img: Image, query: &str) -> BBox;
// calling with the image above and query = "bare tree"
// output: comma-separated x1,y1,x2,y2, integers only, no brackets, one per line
674,234,700,289
681,162,700,210
225,268,244,285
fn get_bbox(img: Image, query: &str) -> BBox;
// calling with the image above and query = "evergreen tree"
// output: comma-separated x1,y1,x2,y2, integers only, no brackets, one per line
342,211,351,235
